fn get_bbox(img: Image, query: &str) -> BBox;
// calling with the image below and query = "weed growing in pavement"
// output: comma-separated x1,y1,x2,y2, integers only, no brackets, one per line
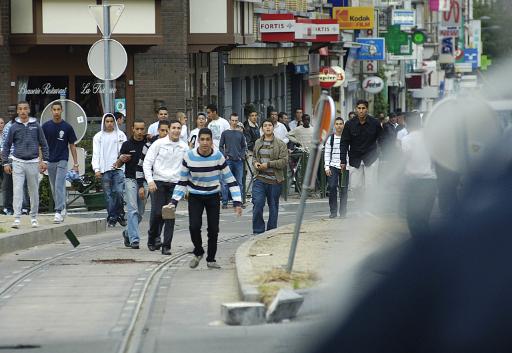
0,227,6,233
256,268,318,306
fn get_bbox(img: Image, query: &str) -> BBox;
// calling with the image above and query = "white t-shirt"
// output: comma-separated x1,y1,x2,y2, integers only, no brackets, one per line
208,117,230,148
401,130,436,179
189,128,200,148
180,125,188,144
148,121,160,136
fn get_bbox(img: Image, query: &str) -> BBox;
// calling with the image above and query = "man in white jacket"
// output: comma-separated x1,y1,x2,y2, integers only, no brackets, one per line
143,119,188,255
92,113,127,227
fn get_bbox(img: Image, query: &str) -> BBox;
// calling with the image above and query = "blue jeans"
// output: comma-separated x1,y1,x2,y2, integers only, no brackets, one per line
222,159,244,205
252,179,282,234
48,160,67,213
125,178,148,243
102,169,125,222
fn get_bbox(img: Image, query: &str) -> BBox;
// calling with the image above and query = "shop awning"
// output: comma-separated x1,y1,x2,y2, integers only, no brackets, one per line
228,47,309,66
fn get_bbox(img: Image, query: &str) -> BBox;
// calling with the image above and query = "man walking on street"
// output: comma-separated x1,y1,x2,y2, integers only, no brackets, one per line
219,113,247,208
176,112,189,144
189,113,207,149
171,128,242,269
92,113,127,227
2,101,49,228
340,99,383,209
42,101,79,224
116,120,149,249
207,104,230,149
147,107,169,139
143,119,188,255
324,117,348,218
252,119,288,234
261,109,289,144
289,108,303,130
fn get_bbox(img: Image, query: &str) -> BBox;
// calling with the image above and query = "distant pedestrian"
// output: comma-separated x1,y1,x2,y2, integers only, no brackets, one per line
207,104,229,149
92,113,127,227
289,108,303,130
147,107,169,139
288,114,313,150
243,110,260,153
252,119,288,234
114,112,125,132
324,117,348,218
116,119,149,249
2,104,30,215
171,128,242,269
340,100,383,208
348,111,356,120
176,111,189,144
401,112,437,237
219,113,247,208
143,119,188,255
189,112,207,149
42,101,79,224
278,112,290,132
2,101,49,229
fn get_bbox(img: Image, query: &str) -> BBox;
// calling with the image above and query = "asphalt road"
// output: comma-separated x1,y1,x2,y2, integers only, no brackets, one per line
0,199,336,353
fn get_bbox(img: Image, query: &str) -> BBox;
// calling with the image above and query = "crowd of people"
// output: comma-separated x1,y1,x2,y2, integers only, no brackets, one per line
0,99,442,267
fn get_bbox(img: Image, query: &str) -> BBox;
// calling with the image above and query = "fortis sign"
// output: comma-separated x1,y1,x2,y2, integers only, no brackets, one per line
333,7,374,30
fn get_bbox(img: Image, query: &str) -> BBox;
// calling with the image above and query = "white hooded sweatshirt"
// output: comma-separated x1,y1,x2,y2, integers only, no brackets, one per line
91,113,127,174
143,136,188,184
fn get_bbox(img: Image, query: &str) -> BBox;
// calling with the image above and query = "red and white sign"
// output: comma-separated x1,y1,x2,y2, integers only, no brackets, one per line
260,14,295,42
295,18,315,41
312,19,339,42
332,66,346,88
319,67,337,89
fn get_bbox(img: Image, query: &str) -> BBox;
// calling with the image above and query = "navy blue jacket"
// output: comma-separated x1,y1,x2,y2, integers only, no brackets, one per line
2,117,49,164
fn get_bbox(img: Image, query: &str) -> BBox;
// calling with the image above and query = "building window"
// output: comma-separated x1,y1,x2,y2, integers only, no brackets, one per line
76,76,126,120
17,76,69,118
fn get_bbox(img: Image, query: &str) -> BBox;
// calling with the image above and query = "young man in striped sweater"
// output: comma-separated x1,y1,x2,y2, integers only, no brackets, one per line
171,127,242,269
324,117,348,218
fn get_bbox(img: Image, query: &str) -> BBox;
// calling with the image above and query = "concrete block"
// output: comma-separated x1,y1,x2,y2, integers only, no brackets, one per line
266,289,304,323
221,302,266,326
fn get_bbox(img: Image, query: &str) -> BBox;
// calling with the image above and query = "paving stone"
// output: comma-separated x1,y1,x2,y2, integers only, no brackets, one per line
266,289,304,323
221,302,266,326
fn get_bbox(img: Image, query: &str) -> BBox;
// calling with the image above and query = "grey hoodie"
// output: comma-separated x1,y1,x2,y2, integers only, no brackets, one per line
2,117,49,164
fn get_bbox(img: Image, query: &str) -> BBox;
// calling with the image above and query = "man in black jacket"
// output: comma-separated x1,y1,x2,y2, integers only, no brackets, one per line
340,99,382,208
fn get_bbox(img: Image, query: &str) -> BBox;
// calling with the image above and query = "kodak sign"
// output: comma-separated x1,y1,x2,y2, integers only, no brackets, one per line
333,7,374,30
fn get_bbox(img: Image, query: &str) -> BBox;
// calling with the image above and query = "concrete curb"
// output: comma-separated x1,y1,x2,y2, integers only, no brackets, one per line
0,217,107,256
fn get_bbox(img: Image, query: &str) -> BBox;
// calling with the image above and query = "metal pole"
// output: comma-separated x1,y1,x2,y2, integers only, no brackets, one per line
103,1,112,114
287,91,327,273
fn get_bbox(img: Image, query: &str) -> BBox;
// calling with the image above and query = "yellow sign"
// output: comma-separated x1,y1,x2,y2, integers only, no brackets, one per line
333,7,374,30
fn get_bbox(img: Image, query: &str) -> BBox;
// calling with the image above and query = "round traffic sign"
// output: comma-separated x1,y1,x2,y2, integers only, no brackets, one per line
40,99,88,144
87,39,128,81
319,67,337,89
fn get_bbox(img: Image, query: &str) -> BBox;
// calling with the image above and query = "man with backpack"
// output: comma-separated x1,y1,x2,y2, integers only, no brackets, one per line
324,117,348,218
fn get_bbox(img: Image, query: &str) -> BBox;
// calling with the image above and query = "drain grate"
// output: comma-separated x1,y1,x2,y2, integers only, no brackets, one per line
91,259,160,264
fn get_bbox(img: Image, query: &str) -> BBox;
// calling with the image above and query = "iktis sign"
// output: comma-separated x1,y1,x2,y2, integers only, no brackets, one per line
333,7,374,30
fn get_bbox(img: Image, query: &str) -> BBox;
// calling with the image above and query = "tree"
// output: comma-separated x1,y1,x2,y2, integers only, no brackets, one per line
474,0,512,61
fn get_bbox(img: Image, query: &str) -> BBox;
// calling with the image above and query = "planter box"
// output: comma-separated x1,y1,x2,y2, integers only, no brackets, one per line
82,192,106,211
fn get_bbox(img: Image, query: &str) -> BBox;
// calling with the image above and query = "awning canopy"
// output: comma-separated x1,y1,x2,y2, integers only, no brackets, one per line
228,47,309,66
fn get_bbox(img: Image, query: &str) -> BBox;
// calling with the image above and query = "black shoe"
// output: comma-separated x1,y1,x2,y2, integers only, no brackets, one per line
161,247,171,255
117,217,127,227
329,213,336,219
154,240,162,251
122,230,130,247
108,220,117,227
148,244,156,251
222,204,228,209
131,242,140,249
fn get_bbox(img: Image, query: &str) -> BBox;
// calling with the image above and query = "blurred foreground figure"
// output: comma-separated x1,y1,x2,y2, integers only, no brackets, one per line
310,132,512,352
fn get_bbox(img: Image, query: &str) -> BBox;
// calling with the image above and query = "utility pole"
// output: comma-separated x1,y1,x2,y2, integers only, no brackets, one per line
103,0,112,114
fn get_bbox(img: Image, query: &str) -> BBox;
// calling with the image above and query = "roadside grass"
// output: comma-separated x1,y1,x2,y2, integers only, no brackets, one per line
257,267,318,306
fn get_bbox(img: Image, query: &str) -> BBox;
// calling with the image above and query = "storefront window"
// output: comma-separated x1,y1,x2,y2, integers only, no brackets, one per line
75,76,126,120
17,76,68,119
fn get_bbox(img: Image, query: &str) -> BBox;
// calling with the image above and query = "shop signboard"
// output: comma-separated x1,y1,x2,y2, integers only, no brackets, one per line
355,38,385,61
311,19,339,42
333,7,374,30
363,60,378,74
464,48,479,70
362,76,384,94
295,18,315,41
392,10,416,30
260,14,296,42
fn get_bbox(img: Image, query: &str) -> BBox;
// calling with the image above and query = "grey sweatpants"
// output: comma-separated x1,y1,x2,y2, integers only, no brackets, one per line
12,161,40,219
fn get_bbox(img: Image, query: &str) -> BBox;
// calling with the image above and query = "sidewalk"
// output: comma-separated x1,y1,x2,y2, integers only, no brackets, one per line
0,213,106,256
235,212,411,313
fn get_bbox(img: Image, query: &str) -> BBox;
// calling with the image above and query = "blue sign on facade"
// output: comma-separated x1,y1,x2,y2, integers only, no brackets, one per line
294,64,309,74
464,48,479,70
356,38,386,61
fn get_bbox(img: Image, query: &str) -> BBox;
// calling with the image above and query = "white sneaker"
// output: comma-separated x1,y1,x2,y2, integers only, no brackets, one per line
53,212,64,224
31,219,39,228
11,219,20,229
189,255,203,269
